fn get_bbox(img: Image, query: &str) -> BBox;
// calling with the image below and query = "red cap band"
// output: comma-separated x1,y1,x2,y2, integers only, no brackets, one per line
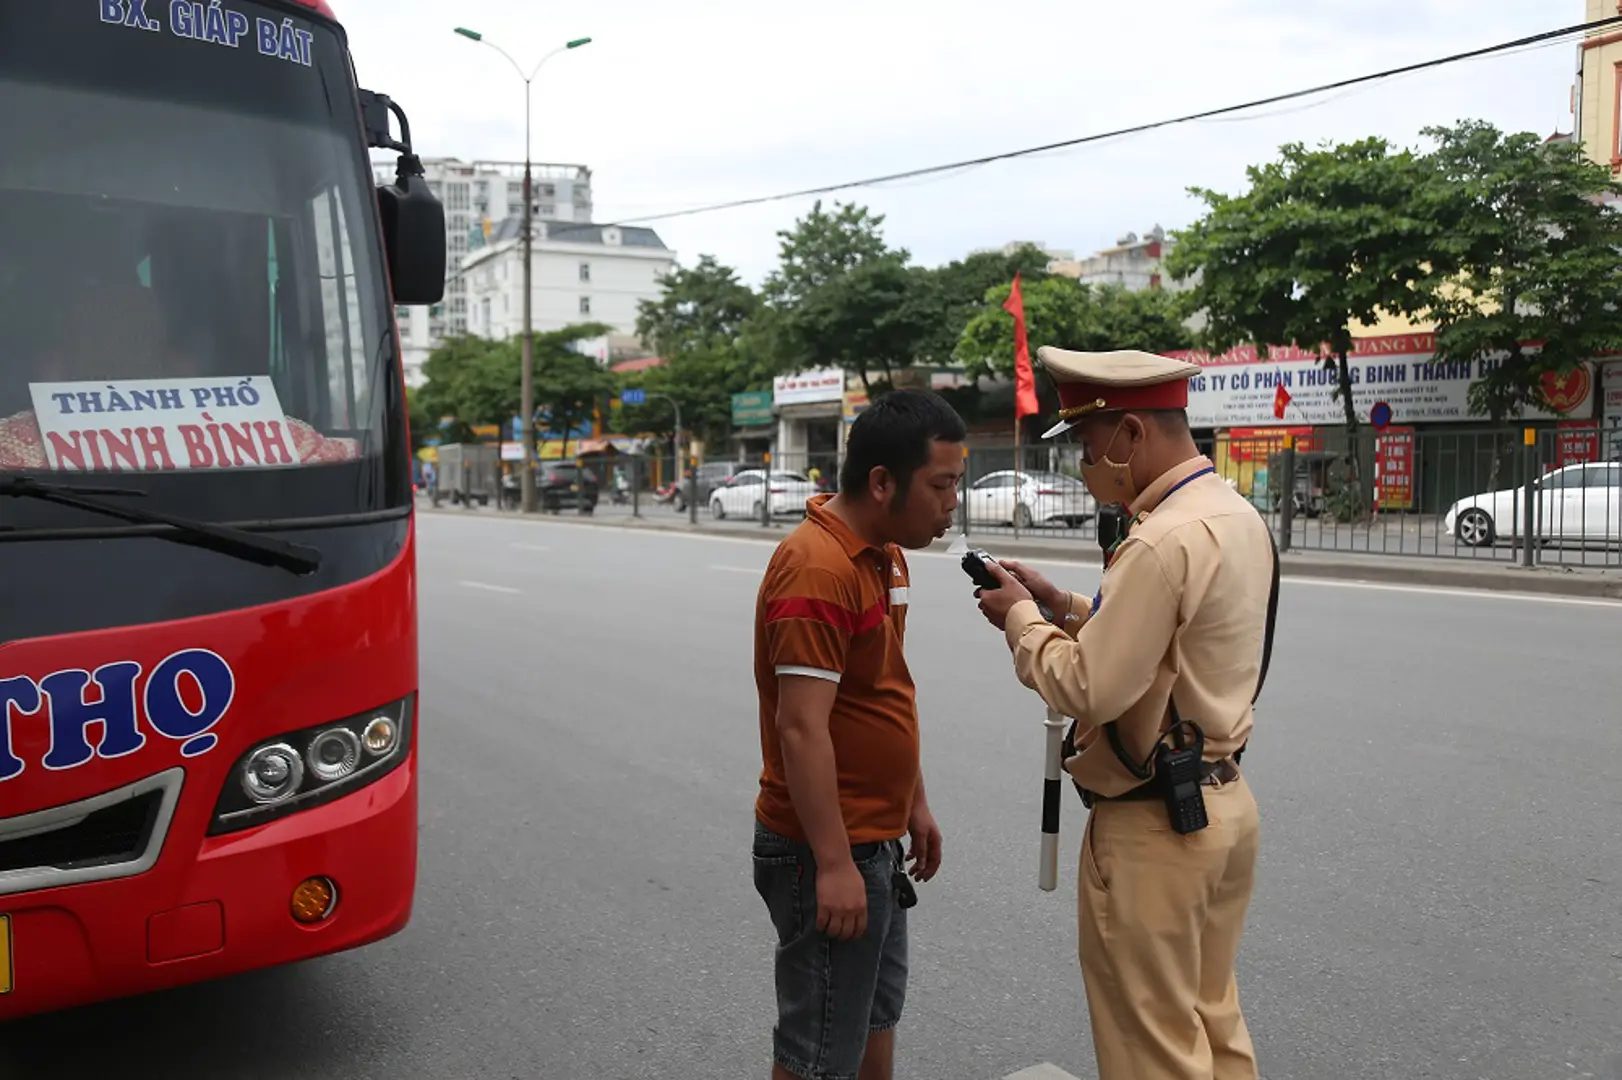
1058,380,1189,414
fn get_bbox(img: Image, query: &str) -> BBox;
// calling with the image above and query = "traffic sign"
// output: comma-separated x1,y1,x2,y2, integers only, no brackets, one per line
1369,401,1393,431
621,388,646,406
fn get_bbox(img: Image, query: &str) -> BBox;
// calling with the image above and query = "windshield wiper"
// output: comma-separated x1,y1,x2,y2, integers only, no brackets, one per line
0,477,322,575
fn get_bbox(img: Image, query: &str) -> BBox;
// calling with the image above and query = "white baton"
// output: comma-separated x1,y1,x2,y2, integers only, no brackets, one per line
1040,707,1068,892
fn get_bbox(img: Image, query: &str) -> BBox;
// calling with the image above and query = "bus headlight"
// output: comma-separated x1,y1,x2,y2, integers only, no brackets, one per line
307,728,361,782
209,695,414,835
243,743,304,804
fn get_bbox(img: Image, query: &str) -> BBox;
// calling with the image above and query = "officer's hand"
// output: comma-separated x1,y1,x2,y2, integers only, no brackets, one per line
816,857,869,941
975,559,1034,631
999,560,1064,614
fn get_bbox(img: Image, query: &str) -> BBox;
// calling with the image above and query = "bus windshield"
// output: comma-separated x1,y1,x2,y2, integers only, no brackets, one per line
0,1,409,530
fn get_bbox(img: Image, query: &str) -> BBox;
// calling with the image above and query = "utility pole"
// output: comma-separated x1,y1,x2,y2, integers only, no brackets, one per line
520,91,535,513
454,28,593,514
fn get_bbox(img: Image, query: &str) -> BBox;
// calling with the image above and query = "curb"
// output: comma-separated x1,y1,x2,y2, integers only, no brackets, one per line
419,507,1622,601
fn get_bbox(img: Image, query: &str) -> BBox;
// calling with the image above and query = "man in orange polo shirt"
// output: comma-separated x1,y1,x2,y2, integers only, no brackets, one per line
752,389,966,1080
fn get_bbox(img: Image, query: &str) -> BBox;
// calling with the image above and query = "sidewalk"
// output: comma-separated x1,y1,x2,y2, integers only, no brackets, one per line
420,502,1622,600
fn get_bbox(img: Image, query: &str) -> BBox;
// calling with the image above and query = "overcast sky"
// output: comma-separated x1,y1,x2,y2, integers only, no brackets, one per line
345,0,1583,286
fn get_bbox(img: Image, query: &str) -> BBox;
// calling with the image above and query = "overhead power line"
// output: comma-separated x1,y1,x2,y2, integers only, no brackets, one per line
578,15,1621,232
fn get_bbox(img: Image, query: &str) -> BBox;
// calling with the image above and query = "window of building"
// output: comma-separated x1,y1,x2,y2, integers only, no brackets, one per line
541,183,556,197
579,296,592,315
579,262,591,282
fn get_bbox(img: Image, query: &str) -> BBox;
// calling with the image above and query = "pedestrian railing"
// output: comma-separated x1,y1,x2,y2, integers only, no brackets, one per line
441,430,1620,569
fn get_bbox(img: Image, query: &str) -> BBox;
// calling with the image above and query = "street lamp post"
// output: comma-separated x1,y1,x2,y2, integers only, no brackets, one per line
455,27,592,514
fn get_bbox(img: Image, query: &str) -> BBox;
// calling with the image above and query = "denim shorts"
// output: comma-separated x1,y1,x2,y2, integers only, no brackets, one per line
752,820,909,1080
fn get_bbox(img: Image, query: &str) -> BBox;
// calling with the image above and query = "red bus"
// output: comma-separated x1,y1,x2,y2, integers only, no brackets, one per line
0,0,445,1018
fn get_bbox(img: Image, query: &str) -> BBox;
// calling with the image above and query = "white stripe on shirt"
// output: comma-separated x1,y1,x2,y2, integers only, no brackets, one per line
775,665,842,683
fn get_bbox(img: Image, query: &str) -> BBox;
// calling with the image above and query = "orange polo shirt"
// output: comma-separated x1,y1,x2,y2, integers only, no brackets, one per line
754,494,919,845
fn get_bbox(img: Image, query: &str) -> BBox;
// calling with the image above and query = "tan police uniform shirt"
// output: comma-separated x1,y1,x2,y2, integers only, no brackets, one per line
1001,456,1274,796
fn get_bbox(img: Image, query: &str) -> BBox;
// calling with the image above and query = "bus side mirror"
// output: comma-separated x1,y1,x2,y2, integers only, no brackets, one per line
360,90,447,306
378,171,446,305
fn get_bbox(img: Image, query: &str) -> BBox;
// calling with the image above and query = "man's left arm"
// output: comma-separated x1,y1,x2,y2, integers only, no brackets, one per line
1002,539,1181,728
906,771,941,882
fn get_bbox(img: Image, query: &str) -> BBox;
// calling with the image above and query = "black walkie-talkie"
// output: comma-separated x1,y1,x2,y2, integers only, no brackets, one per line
1097,503,1130,555
1155,743,1209,835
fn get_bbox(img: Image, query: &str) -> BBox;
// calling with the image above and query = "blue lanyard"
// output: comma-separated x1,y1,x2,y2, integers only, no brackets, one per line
1092,466,1215,614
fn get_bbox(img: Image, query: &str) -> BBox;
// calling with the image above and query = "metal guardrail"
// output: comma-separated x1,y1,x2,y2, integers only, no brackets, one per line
463,431,1620,568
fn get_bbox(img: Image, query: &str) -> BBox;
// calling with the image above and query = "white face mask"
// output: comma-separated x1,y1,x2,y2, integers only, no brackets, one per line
1076,417,1139,506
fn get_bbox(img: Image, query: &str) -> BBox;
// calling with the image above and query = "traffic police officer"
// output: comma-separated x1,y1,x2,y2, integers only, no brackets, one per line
974,346,1277,1080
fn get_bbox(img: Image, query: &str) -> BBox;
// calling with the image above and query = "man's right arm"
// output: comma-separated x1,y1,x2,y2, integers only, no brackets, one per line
775,675,852,865
764,565,868,940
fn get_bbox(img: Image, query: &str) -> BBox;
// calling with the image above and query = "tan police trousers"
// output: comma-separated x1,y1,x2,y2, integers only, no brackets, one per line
1077,773,1261,1080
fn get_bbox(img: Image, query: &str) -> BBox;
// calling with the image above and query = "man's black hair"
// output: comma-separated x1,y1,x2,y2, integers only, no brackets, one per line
1149,408,1191,434
839,388,967,500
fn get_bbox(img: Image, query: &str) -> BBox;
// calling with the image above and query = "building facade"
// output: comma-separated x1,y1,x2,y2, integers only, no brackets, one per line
458,218,675,365
1047,225,1187,292
1573,3,1622,457
1573,1,1622,175
371,157,594,385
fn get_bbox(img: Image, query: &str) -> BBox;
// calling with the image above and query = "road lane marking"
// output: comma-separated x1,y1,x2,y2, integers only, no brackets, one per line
458,580,521,595
709,564,762,574
1003,1066,1083,1080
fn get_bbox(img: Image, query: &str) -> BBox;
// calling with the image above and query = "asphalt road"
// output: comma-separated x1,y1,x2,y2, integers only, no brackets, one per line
5,511,1622,1080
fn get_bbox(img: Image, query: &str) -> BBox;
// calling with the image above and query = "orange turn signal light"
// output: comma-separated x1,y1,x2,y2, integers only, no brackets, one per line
290,876,338,924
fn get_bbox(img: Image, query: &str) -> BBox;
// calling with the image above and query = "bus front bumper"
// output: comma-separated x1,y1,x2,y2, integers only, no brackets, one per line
0,755,416,1022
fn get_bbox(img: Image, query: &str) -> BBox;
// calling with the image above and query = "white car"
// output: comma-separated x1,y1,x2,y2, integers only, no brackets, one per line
709,469,819,519
965,470,1097,529
1443,461,1620,546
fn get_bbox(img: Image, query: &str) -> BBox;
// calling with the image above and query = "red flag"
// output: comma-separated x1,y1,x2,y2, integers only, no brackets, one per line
1004,273,1039,419
1272,378,1292,420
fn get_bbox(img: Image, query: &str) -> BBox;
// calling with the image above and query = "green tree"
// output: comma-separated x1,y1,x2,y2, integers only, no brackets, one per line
415,325,613,456
1422,119,1622,422
789,255,939,391
531,323,616,458
953,277,1192,382
416,333,518,443
617,256,773,450
1164,136,1449,511
636,255,759,356
916,244,1054,366
761,200,893,308
762,200,934,392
